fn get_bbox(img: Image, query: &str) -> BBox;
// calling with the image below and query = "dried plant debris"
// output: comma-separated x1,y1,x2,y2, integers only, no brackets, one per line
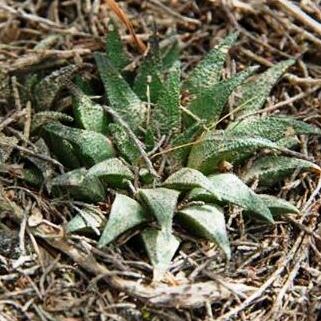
1,1,321,320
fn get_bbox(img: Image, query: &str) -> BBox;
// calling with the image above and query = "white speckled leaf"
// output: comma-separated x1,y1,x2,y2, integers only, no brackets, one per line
67,207,106,234
98,194,148,247
95,53,146,130
243,155,321,186
187,131,278,175
188,173,274,223
44,122,115,167
32,111,73,132
184,33,238,93
186,66,257,126
227,116,321,141
236,59,295,117
105,19,130,71
0,134,18,163
72,86,109,134
142,228,180,281
177,204,231,259
154,61,181,134
50,168,105,203
163,167,222,200
258,194,299,216
138,188,180,233
87,158,134,188
108,124,141,164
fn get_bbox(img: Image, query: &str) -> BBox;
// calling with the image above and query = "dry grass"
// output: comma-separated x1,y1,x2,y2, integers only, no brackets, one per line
0,1,321,320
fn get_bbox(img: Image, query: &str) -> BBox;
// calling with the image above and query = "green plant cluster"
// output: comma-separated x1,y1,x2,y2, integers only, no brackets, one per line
25,21,320,280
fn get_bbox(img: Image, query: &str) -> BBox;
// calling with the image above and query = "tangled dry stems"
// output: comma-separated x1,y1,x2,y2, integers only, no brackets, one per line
0,1,321,320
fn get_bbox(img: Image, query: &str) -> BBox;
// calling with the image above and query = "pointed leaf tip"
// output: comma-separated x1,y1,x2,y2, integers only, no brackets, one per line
177,204,231,259
142,228,180,281
138,188,180,233
188,173,274,223
98,194,148,247
163,167,222,201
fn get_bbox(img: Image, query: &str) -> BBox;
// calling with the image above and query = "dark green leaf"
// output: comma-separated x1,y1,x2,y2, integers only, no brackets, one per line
47,136,80,169
133,46,163,102
169,123,202,167
161,40,180,69
258,194,299,216
105,19,130,70
95,53,146,130
44,122,115,167
153,61,181,135
72,86,109,134
185,66,257,126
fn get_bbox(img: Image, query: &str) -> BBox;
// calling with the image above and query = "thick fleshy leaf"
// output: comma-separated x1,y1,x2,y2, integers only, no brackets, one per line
50,168,105,203
258,194,299,216
138,188,180,233
243,155,321,186
44,122,115,167
236,59,295,117
163,167,221,200
188,173,274,223
153,61,181,135
133,45,163,102
161,40,180,69
47,136,80,169
31,111,73,132
33,64,81,110
276,136,300,149
169,123,202,166
176,204,231,259
142,228,180,281
184,33,238,93
98,194,148,247
105,19,130,70
72,86,109,134
187,131,278,175
95,53,146,130
20,167,44,186
185,66,257,126
227,116,321,141
87,158,134,188
67,207,106,234
108,124,141,164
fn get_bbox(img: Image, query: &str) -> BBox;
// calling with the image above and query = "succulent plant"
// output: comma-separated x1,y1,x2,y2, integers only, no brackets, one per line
27,21,320,281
